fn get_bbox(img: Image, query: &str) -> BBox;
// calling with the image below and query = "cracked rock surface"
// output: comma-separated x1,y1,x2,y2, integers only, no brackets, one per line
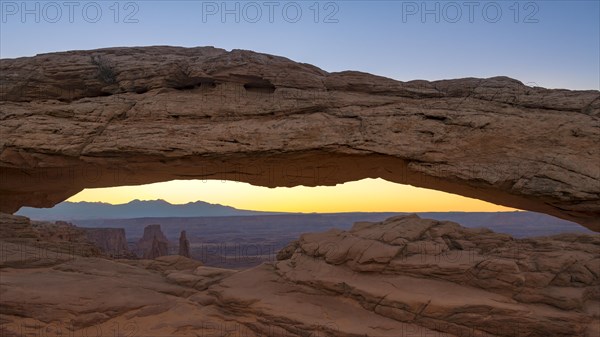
1,214,598,337
1,46,599,230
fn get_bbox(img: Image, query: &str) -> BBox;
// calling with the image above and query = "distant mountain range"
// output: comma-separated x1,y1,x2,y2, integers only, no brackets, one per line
16,199,281,220
15,199,594,238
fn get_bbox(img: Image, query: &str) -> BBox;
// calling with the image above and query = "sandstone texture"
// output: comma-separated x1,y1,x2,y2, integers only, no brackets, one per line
135,224,169,259
1,214,598,337
179,230,191,258
274,215,600,336
0,47,598,231
0,213,101,265
82,227,133,258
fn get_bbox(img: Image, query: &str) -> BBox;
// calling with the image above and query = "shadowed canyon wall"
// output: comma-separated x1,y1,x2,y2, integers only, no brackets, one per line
0,47,598,231
82,227,131,258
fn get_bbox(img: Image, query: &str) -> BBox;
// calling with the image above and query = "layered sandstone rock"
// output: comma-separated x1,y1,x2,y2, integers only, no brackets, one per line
178,230,191,258
272,215,599,336
0,47,598,231
0,213,101,264
147,236,168,259
82,227,133,258
136,224,169,259
1,214,597,337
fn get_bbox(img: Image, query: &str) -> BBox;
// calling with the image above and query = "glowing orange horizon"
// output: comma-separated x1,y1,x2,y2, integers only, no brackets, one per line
66,178,517,213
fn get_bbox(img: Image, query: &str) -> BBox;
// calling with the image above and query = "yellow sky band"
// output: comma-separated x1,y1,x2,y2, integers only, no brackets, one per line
67,178,516,213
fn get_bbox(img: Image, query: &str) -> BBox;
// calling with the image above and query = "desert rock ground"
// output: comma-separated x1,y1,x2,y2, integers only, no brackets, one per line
1,214,598,337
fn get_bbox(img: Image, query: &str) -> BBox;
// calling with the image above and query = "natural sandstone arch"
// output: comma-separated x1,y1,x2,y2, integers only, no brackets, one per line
0,46,599,231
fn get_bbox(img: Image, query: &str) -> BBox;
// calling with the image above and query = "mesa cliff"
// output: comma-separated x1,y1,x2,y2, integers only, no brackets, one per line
0,213,102,264
82,227,133,258
0,47,598,231
135,224,170,259
0,214,141,263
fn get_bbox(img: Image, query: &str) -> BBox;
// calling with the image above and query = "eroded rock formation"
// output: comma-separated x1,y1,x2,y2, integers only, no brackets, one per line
0,213,102,264
1,214,598,336
179,230,191,258
275,215,599,337
169,215,599,336
0,47,598,230
136,224,169,259
82,227,133,258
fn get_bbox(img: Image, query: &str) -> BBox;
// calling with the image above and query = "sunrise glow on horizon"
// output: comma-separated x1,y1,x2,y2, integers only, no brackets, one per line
66,178,516,213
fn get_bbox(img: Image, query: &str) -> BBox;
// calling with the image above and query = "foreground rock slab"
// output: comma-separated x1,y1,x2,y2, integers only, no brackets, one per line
273,215,599,336
1,214,598,336
1,46,599,230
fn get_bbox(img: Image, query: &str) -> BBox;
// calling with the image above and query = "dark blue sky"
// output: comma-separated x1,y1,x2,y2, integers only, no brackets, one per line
1,0,598,89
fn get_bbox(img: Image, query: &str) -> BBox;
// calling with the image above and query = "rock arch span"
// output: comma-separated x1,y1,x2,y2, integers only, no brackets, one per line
0,47,598,231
